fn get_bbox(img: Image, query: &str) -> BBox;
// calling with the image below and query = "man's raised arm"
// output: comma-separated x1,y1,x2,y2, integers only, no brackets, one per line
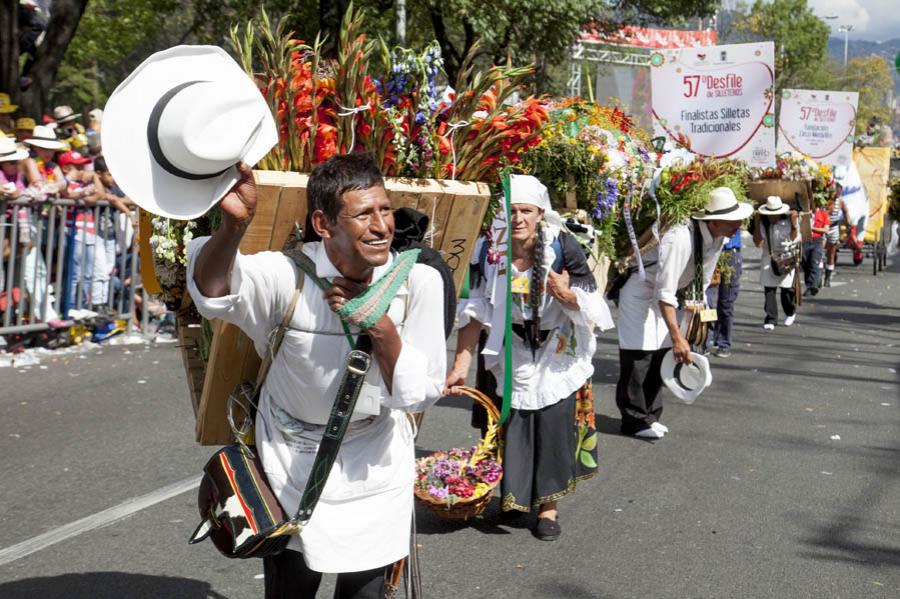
193,164,257,298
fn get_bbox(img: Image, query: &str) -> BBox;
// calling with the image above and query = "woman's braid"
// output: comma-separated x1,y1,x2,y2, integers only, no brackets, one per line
529,220,545,343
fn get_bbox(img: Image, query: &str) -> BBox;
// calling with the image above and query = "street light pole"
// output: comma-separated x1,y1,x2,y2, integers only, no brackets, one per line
396,0,406,46
839,24,854,67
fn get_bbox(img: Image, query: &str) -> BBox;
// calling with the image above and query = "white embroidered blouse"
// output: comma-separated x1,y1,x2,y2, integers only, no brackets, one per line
456,228,614,411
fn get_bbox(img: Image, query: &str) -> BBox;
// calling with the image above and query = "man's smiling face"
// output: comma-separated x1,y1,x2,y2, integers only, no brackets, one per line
325,185,395,270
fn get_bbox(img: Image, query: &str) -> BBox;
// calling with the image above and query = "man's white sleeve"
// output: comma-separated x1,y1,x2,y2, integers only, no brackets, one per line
654,226,692,308
384,264,448,411
185,236,296,352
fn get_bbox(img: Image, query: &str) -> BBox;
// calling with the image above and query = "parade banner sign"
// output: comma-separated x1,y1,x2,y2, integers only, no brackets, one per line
777,89,858,168
650,42,776,167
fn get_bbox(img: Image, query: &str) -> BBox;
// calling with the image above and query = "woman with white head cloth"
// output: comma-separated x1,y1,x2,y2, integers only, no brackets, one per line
446,174,614,541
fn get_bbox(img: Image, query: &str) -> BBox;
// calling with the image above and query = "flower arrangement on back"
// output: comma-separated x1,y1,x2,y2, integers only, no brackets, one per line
231,8,548,182
518,99,655,258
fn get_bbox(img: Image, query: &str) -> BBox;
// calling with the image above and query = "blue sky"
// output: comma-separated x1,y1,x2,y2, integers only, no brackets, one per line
809,0,900,42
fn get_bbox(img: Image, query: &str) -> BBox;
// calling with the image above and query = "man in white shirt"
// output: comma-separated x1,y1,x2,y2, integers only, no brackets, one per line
615,187,752,440
188,154,446,598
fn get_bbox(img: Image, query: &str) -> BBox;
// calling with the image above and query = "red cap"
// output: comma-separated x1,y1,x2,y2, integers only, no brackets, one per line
58,151,91,166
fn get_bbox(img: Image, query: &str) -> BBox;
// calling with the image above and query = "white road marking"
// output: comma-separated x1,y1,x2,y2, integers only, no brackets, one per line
0,476,199,567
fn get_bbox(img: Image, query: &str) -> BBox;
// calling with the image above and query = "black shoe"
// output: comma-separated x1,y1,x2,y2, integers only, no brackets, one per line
810,288,819,296
823,272,832,287
533,517,561,541
802,288,811,297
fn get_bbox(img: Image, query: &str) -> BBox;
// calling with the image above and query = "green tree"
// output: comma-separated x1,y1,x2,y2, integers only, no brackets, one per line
811,55,893,133
735,0,830,95
420,0,719,88
54,0,322,112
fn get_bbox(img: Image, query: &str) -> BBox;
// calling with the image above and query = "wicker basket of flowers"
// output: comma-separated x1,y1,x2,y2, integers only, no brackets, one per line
414,387,503,520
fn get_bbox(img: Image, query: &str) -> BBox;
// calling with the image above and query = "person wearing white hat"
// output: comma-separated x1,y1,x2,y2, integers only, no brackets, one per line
52,105,89,153
0,136,30,198
753,196,799,329
22,125,66,196
615,186,752,439
447,174,614,541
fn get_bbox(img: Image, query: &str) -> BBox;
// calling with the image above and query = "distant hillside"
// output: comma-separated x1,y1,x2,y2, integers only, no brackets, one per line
827,37,899,94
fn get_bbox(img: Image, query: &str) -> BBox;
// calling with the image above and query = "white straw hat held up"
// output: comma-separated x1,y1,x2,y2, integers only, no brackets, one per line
103,45,277,220
692,186,754,221
757,195,790,216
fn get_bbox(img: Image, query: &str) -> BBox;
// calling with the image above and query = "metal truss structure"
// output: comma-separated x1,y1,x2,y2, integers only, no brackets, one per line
566,40,653,97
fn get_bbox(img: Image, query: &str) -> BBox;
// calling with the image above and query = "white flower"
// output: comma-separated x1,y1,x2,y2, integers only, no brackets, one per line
659,148,695,169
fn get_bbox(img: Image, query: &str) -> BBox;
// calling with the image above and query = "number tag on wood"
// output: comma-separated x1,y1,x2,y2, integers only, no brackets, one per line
700,308,718,323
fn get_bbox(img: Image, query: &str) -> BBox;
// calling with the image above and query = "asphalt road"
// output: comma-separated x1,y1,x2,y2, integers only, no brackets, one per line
0,243,898,599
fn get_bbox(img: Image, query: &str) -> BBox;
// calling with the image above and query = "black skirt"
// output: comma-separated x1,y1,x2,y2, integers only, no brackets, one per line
500,383,599,512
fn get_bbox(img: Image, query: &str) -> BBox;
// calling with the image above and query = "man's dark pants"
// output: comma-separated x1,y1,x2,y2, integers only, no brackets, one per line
616,348,668,434
705,249,742,350
264,549,386,599
802,239,824,290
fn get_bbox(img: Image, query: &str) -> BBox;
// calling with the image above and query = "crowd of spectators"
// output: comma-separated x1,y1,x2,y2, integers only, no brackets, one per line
1,89,168,350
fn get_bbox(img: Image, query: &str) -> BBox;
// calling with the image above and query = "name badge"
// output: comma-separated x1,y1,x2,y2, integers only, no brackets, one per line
700,308,718,323
511,276,530,294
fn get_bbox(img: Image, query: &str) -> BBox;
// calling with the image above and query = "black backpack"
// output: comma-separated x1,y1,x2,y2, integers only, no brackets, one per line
391,207,457,339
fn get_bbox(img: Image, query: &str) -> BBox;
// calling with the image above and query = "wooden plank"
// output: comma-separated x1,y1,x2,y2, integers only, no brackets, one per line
749,180,810,211
197,321,251,445
239,171,283,253
138,211,161,295
436,181,490,293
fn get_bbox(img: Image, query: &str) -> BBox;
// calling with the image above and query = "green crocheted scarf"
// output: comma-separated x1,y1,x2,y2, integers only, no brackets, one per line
286,246,421,331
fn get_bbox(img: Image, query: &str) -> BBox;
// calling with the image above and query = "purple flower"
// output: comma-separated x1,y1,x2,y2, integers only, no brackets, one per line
428,485,448,499
592,178,619,220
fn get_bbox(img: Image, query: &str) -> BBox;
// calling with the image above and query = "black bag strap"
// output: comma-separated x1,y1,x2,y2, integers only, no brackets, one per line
293,335,372,524
762,218,775,258
691,220,704,301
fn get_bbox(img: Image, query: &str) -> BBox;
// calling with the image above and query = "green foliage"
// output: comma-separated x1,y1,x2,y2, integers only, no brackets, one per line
611,0,718,22
735,0,830,94
54,0,180,108
413,0,607,86
520,138,605,208
888,177,900,222
55,0,329,111
809,55,894,134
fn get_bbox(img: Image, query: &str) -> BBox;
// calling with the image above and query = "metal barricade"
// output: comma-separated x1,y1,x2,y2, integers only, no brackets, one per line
0,196,143,336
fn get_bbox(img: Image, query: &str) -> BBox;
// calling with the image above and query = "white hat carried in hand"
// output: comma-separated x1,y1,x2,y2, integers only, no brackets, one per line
660,350,712,404
758,195,790,216
692,186,754,221
103,45,277,220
